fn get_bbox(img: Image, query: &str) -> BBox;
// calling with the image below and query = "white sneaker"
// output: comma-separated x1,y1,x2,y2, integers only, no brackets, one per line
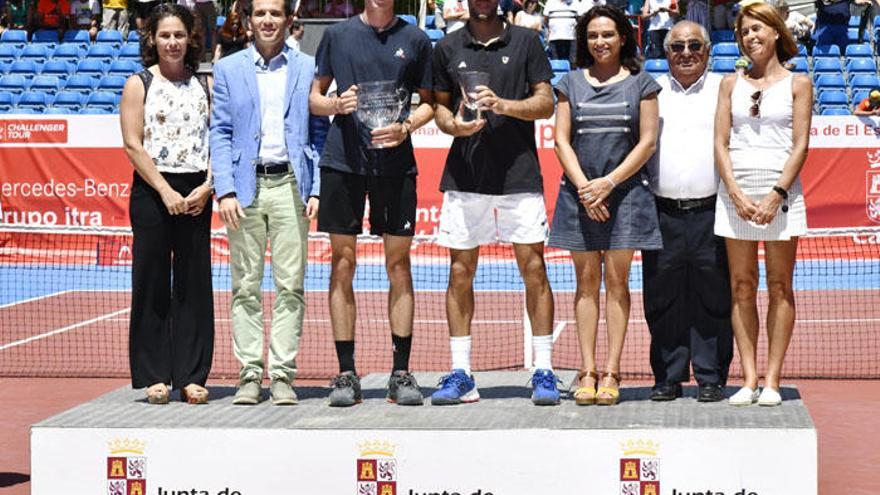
758,387,782,407
728,386,759,406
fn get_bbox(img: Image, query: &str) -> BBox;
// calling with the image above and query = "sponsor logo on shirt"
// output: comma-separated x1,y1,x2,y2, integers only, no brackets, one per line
395,48,406,59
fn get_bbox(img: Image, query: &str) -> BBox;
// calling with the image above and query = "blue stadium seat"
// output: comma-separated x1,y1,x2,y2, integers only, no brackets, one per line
96,30,125,49
813,57,843,75
80,107,112,114
816,74,848,93
711,42,739,57
0,45,19,64
0,91,15,111
216,15,226,27
849,15,861,27
0,30,28,49
847,28,860,43
813,44,842,57
63,74,97,93
76,59,107,77
45,107,74,114
789,57,809,73
644,58,669,73
51,90,85,109
86,44,118,63
711,58,737,73
821,107,851,116
16,92,49,111
127,31,140,43
62,30,92,50
85,91,118,111
425,15,435,29
551,73,564,86
108,59,140,76
41,60,73,80
7,60,40,80
0,75,28,94
796,44,808,57
52,44,84,63
31,29,60,48
847,57,877,76
117,44,142,62
550,59,570,72
30,75,61,94
852,89,871,106
425,29,444,42
850,74,880,90
19,45,50,64
817,90,848,106
710,30,735,43
0,62,7,74
845,43,873,58
398,14,417,25
97,75,126,94
11,107,40,114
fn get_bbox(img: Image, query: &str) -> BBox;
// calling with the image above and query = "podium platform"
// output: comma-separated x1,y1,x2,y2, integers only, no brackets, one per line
31,372,816,495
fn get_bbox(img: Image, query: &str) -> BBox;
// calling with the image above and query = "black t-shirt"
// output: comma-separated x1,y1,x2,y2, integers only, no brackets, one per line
315,16,433,176
432,24,553,195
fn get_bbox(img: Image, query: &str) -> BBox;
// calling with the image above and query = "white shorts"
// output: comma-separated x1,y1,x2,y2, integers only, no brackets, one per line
436,191,548,249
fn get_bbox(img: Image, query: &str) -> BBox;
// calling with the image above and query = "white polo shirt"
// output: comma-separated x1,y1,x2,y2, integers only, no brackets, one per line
647,71,722,200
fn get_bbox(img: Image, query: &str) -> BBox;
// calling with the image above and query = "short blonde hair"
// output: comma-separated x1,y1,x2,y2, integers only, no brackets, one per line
735,1,799,62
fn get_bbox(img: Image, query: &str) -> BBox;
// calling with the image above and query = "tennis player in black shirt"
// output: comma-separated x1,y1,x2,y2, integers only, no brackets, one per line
430,0,560,406
309,0,434,407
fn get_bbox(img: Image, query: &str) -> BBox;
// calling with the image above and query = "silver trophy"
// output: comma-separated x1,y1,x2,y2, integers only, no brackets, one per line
458,70,490,122
356,80,408,148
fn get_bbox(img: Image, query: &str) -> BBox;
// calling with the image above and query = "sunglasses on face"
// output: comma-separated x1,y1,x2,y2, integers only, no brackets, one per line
668,41,704,53
750,90,762,118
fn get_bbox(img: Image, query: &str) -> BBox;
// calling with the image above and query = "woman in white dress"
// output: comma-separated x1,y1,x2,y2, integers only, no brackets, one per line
713,1,812,407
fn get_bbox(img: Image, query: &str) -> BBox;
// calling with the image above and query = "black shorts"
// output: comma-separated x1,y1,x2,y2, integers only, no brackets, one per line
317,168,417,236
133,0,161,20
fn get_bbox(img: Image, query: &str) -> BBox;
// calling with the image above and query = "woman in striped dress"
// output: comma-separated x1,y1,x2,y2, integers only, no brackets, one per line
713,1,812,407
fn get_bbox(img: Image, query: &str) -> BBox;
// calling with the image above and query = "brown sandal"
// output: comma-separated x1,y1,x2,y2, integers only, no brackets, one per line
181,384,209,404
596,371,621,406
571,370,598,406
146,383,169,405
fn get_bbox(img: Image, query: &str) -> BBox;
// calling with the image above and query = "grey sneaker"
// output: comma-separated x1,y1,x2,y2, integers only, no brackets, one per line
387,370,423,406
270,378,298,405
328,371,362,407
233,379,261,405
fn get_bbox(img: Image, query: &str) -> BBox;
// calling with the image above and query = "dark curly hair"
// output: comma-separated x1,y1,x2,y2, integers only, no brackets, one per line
140,3,203,73
575,5,642,73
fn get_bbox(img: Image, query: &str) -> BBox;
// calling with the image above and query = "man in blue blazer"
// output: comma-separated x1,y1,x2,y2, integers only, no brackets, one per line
210,0,324,405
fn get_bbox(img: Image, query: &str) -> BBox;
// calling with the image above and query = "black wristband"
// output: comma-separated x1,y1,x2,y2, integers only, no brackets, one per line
772,186,788,200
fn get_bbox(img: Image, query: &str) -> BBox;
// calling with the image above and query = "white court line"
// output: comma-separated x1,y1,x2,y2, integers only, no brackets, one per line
99,317,880,324
0,308,131,351
0,290,72,310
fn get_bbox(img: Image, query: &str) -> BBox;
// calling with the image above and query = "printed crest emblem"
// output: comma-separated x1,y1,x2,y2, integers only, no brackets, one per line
106,438,147,495
357,441,397,495
502,56,509,64
619,440,660,495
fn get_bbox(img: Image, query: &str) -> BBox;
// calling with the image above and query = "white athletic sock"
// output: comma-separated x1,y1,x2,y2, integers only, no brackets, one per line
450,336,472,375
532,334,553,371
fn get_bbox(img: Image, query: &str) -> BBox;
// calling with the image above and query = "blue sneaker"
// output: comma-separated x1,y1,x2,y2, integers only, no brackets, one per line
531,369,561,405
430,369,480,405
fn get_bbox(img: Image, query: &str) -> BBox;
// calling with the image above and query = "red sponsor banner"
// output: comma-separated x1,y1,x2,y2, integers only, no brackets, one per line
0,119,68,144
0,116,878,234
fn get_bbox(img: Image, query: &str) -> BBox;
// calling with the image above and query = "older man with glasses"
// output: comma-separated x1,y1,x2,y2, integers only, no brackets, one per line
642,20,734,403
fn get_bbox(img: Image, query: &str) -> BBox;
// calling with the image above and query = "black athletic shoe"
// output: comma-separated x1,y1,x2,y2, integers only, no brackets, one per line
386,370,424,406
697,383,725,403
650,382,682,401
328,371,362,407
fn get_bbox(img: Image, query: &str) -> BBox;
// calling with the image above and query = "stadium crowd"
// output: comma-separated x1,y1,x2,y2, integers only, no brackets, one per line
116,0,810,409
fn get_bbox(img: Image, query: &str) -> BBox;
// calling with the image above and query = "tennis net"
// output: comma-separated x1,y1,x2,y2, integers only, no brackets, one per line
1,225,878,379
